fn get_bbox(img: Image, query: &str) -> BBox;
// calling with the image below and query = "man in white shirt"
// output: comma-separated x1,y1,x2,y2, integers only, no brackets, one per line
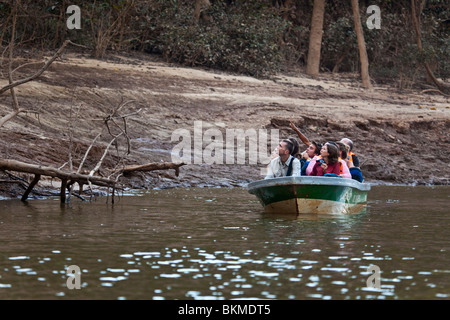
265,139,301,179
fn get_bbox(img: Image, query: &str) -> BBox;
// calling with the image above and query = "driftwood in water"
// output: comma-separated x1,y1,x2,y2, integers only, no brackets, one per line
0,158,116,202
0,158,186,202
0,159,116,187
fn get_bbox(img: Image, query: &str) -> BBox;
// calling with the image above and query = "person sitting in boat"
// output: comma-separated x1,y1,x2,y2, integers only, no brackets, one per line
305,141,339,176
310,143,341,177
269,137,299,161
288,137,300,160
340,138,364,182
340,138,359,168
265,139,301,179
336,141,352,179
301,141,322,175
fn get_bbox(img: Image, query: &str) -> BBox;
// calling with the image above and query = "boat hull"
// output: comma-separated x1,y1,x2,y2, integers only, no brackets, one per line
248,176,370,215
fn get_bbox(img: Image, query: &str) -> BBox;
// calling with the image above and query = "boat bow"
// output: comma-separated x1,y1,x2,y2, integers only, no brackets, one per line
248,176,370,215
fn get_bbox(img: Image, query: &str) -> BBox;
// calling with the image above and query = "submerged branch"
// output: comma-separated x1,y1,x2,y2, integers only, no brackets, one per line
0,158,116,188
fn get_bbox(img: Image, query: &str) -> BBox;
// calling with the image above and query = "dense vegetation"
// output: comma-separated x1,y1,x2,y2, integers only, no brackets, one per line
0,0,448,85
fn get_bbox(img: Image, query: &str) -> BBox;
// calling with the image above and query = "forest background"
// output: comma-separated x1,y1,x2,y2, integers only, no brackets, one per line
1,0,448,85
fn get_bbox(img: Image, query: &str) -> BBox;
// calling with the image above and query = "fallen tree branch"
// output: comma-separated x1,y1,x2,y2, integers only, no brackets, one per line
0,158,188,201
420,89,450,97
0,158,118,203
121,162,186,177
0,159,116,189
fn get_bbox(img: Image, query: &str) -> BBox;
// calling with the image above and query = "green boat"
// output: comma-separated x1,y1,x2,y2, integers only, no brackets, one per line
248,176,370,215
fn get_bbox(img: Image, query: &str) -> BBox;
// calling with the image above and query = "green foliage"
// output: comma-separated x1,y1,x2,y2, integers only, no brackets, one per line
319,4,449,82
321,17,358,71
152,1,286,77
0,0,448,82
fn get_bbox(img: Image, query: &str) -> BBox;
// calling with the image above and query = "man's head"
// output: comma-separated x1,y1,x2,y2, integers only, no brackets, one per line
306,141,322,158
336,141,349,159
340,138,354,152
279,139,294,159
287,138,299,156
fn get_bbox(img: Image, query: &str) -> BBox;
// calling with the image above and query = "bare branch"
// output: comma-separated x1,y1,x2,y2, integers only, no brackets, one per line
77,133,102,174
11,61,44,75
420,89,450,97
0,40,75,96
89,133,124,177
0,108,25,127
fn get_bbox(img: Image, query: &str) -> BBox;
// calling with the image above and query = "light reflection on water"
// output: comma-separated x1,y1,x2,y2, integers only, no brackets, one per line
0,185,448,300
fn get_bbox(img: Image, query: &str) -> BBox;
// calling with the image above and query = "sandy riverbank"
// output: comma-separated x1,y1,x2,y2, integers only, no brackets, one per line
0,51,449,198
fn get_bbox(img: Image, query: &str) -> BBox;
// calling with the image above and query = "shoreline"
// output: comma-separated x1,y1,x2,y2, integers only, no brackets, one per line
1,177,448,202
0,51,449,198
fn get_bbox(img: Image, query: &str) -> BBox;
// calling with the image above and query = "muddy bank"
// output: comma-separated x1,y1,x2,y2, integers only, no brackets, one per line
0,51,449,199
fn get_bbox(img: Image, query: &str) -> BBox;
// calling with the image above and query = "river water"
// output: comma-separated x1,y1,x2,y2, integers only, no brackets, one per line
0,185,448,300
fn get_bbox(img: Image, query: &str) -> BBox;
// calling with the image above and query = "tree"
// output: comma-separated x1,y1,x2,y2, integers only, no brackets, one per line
411,0,448,94
86,0,135,58
351,0,372,89
306,0,326,77
193,0,212,24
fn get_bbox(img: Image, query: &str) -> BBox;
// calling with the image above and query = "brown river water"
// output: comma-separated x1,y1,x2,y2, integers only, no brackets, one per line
0,185,448,300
